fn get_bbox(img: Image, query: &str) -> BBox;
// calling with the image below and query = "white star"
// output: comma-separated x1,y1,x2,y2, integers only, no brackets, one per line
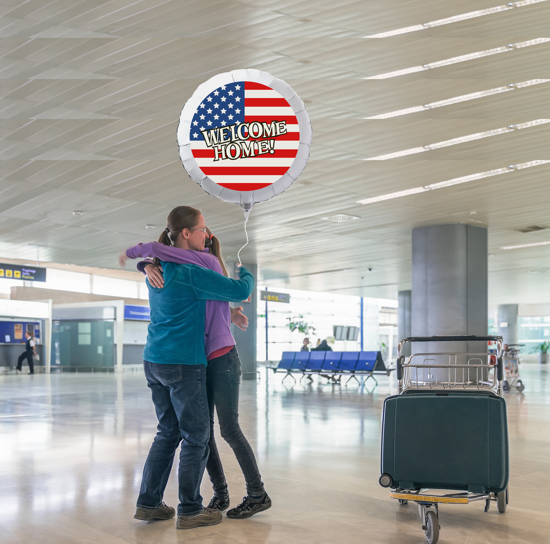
200,114,205,120
207,108,212,114
193,132,198,138
235,96,241,102
221,96,226,102
193,121,198,126
207,120,212,126
200,126,205,131
228,90,233,96
214,103,219,108
235,109,241,114
214,90,219,96
214,114,219,120
221,121,227,126
207,96,212,102
200,103,205,108
228,103,233,108
235,85,241,90
221,85,226,90
228,114,234,120
221,108,226,114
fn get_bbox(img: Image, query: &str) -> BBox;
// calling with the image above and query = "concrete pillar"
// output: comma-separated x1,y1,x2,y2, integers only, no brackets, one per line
229,263,258,380
412,224,488,360
497,304,518,346
398,290,412,357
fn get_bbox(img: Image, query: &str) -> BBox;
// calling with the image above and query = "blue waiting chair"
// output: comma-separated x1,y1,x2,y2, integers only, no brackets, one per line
276,352,296,382
339,352,361,385
300,352,326,381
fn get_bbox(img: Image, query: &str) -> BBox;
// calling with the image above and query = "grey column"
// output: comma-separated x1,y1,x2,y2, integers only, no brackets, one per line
398,290,412,357
229,263,258,380
497,304,518,345
412,224,488,360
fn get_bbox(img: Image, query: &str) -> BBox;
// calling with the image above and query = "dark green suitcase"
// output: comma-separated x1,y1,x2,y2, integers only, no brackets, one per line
380,390,509,493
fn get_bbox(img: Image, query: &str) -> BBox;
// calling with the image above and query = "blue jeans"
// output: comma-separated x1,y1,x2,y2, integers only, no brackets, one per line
206,347,265,497
137,361,210,516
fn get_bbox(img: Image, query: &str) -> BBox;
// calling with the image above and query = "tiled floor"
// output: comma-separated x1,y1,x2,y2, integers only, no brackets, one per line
0,365,548,543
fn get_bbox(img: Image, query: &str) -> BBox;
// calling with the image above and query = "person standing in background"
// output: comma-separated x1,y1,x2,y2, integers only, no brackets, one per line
301,338,310,352
16,332,36,374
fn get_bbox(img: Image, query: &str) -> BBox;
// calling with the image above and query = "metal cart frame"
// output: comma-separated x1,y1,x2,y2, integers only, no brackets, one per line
379,335,509,544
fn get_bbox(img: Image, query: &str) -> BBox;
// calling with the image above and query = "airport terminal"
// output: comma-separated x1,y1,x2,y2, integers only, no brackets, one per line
0,1,549,543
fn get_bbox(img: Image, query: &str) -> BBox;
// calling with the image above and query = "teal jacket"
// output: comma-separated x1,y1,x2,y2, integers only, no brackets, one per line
143,262,254,365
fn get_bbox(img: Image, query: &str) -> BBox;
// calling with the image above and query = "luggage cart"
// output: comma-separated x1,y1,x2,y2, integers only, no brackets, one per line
503,343,525,393
379,335,509,544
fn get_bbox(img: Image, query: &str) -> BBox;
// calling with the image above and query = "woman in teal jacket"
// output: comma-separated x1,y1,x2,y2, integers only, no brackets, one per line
132,206,254,531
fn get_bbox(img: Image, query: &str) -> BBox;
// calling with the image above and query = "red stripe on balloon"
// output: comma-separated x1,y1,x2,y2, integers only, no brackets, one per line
244,82,273,90
245,115,298,124
218,182,274,191
200,167,290,175
245,98,291,107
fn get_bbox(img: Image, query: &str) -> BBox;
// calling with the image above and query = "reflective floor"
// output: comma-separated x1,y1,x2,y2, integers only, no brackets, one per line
0,365,548,543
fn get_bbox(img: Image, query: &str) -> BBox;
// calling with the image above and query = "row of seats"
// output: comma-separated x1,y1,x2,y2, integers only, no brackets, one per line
276,351,382,373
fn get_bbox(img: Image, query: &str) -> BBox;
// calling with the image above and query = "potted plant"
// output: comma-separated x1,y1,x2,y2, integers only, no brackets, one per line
286,315,316,336
534,341,550,364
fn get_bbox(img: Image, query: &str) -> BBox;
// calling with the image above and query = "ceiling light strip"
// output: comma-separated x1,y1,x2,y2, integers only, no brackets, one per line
364,38,550,80
501,240,550,250
366,79,550,119
356,160,550,205
365,119,550,161
364,0,548,39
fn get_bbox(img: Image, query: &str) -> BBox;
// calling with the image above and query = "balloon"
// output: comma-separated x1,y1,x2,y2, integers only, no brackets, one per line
177,69,312,219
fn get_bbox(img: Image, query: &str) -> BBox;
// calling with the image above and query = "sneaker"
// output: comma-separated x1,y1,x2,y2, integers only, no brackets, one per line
134,502,175,521
176,508,222,530
208,495,230,511
226,493,272,519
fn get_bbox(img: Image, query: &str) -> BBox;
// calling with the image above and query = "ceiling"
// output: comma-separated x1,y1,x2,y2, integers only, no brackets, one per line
0,0,549,309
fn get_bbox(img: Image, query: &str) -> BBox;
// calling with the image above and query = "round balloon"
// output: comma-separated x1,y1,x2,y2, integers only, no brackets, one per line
177,69,312,212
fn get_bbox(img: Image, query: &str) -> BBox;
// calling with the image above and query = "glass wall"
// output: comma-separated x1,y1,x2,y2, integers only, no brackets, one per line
518,316,550,352
256,286,397,362
52,320,115,370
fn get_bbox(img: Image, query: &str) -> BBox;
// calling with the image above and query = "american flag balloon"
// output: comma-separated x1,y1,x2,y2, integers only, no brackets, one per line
177,69,311,209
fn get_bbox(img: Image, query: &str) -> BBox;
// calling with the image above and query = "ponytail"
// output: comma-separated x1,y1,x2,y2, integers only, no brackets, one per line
206,227,229,277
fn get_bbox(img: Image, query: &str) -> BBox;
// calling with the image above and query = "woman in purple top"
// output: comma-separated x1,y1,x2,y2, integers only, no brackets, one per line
124,229,271,519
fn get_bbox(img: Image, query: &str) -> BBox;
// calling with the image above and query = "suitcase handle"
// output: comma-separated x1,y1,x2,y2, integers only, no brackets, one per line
497,356,504,382
397,356,404,381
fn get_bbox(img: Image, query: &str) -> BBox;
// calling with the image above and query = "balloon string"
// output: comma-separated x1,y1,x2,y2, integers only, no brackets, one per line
237,213,249,266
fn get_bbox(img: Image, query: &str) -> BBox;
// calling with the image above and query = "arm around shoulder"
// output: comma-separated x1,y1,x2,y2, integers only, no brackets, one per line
189,265,254,303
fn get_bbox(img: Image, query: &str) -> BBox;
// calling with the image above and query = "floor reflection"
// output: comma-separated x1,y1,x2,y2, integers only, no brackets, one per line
0,365,548,543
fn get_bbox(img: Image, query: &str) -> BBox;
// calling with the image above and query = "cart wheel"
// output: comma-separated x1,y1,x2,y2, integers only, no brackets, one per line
424,510,439,544
398,499,408,505
497,489,507,513
502,381,510,393
516,380,525,392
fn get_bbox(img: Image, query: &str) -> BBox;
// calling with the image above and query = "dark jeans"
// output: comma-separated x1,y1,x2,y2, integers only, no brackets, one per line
206,346,265,497
17,352,34,373
137,361,210,516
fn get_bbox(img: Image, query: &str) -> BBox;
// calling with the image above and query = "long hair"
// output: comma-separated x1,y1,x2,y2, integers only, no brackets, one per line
205,226,229,277
153,206,201,267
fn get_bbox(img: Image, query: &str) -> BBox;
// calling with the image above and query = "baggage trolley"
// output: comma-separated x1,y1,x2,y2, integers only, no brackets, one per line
503,343,525,393
379,335,509,544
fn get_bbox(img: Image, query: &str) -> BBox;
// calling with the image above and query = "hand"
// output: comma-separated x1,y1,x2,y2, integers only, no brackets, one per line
145,263,164,288
119,252,129,268
231,306,248,331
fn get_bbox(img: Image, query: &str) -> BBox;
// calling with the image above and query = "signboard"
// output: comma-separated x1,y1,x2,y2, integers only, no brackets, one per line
260,291,290,304
0,263,47,282
124,305,151,321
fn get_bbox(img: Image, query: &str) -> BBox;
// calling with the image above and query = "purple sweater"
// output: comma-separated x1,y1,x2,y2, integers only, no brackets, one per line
126,242,235,358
